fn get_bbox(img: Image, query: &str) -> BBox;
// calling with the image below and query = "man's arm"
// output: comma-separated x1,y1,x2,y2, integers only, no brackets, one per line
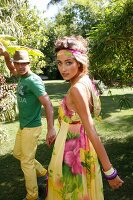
0,43,17,76
38,94,56,147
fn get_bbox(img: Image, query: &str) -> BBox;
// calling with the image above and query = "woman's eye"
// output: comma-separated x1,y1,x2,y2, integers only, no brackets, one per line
56,61,73,67
66,62,72,65
57,61,61,65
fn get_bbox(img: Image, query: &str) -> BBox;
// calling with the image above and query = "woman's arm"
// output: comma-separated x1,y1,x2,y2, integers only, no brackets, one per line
69,84,124,189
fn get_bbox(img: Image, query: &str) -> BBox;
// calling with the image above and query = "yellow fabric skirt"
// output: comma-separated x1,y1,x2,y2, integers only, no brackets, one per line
46,121,104,200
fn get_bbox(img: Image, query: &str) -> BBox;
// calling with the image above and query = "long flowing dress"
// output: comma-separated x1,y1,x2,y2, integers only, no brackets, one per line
46,76,104,200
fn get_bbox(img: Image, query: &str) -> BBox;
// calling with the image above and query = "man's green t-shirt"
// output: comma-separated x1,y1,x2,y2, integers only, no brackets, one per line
17,73,47,129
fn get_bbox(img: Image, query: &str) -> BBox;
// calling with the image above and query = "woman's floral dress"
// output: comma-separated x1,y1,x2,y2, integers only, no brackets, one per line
46,76,104,200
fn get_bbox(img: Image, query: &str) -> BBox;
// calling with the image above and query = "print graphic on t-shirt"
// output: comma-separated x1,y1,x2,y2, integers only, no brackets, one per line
17,84,24,96
17,84,27,103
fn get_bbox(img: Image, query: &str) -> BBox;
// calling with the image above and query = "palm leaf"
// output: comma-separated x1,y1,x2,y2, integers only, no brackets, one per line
0,34,16,41
7,46,44,57
0,34,44,57
0,36,16,47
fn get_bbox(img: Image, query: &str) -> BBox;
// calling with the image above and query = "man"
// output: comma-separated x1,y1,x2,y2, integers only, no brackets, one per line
0,44,56,200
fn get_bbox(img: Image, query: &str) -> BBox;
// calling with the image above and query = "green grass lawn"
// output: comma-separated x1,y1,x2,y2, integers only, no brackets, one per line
0,80,133,200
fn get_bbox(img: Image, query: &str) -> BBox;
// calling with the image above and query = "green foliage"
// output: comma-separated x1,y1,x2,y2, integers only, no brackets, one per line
0,74,17,122
0,127,8,145
40,24,61,79
0,0,48,74
89,0,133,85
46,0,132,84
54,2,98,37
0,0,132,85
41,1,99,79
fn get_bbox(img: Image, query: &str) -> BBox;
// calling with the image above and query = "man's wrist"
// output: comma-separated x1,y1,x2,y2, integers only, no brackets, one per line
47,125,55,131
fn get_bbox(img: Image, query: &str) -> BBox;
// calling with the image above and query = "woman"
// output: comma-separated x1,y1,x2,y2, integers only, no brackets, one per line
46,36,123,200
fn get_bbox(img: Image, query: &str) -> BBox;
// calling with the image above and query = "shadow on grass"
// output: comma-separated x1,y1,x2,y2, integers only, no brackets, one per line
103,135,133,200
0,143,53,200
115,114,133,132
0,136,133,200
100,94,133,118
0,154,25,200
99,114,133,134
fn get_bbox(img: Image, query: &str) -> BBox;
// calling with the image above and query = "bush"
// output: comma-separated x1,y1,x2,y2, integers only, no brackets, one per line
0,74,18,122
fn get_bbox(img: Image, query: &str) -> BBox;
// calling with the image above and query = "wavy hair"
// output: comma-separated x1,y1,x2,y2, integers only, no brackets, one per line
55,35,89,74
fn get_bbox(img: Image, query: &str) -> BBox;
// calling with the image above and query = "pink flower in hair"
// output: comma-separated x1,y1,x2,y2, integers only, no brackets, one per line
68,49,82,55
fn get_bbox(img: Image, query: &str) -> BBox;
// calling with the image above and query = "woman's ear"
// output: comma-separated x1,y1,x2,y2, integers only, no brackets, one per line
77,62,81,68
78,63,84,72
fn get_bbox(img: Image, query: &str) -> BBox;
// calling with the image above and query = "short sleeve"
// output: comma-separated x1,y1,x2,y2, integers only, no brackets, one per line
28,75,47,97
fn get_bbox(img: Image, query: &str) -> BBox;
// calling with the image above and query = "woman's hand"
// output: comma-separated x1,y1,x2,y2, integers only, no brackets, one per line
108,175,124,190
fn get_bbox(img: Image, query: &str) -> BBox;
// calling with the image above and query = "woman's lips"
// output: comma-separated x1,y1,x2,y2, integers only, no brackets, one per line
62,73,69,77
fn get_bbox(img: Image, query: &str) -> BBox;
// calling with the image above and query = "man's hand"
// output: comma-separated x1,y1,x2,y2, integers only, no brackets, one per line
0,43,17,75
0,42,6,56
46,127,56,147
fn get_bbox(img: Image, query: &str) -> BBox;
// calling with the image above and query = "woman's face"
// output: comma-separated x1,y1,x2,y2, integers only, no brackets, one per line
56,50,81,81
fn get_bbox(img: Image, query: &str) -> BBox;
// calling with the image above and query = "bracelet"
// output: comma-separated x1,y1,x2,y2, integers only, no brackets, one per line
104,168,118,180
103,166,114,176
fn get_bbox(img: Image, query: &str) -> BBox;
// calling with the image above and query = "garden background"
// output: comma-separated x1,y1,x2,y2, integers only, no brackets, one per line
0,0,133,200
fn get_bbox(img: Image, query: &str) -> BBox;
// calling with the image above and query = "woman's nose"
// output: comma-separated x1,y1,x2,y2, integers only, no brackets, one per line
61,64,67,71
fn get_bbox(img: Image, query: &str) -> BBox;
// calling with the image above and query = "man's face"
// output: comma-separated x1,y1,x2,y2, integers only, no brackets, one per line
14,62,30,76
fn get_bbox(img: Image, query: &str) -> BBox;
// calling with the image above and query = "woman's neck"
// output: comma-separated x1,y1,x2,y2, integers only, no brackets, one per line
70,72,85,86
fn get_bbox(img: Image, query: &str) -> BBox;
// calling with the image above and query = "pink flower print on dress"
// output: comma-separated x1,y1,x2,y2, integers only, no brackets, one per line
79,125,87,149
64,147,82,175
64,137,79,152
64,126,88,175
64,138,82,175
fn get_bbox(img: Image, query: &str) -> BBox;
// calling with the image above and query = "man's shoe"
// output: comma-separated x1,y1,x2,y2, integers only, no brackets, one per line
38,184,47,199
